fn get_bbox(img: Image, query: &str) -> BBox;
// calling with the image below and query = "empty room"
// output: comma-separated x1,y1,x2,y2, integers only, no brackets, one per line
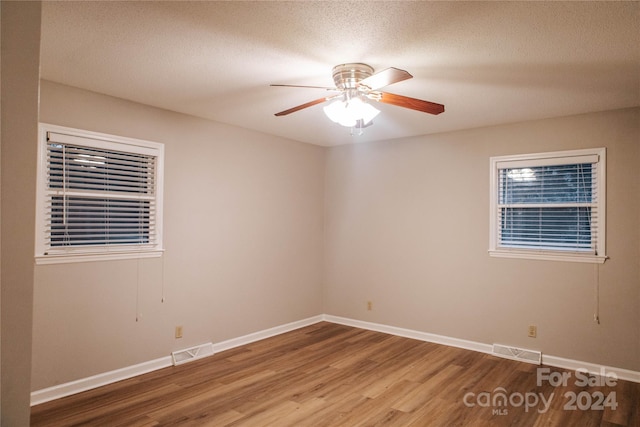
1,1,639,426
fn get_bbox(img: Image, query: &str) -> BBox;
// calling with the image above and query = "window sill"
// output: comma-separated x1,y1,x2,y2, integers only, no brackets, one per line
35,249,163,265
488,249,607,264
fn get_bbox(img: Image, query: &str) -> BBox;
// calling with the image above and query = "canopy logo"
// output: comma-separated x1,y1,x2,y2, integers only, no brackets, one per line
463,388,553,415
463,367,619,416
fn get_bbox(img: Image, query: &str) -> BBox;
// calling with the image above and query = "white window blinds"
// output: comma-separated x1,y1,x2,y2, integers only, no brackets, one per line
498,162,596,252
489,149,606,263
36,125,164,263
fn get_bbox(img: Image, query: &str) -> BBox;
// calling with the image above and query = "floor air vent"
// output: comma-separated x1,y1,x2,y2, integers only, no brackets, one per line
492,344,541,365
171,342,214,366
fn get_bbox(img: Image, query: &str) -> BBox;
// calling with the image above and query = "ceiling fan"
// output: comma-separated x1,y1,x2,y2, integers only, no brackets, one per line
271,63,444,132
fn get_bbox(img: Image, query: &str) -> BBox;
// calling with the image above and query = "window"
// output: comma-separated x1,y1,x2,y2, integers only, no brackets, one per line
489,148,606,263
36,124,164,264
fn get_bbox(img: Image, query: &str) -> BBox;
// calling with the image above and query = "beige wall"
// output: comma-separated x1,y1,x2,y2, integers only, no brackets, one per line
30,80,639,393
1,2,41,425
324,108,640,371
32,81,325,390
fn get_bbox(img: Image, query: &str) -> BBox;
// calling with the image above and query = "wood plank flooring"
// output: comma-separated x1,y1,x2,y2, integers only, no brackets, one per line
31,322,640,426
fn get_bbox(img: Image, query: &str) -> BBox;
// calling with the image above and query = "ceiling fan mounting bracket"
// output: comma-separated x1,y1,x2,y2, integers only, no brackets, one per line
332,63,374,90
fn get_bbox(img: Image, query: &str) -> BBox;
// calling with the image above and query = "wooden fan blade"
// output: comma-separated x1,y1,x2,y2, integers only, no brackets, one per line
378,92,445,115
274,97,330,116
271,84,337,91
359,67,412,90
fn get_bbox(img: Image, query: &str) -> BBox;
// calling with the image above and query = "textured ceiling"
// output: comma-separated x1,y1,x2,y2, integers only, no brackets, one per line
40,1,639,146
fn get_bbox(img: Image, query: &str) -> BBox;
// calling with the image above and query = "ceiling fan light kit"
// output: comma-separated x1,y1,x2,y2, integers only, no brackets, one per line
323,95,380,127
272,63,445,135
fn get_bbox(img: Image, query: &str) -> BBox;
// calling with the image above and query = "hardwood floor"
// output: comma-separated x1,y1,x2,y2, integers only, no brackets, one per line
31,322,639,426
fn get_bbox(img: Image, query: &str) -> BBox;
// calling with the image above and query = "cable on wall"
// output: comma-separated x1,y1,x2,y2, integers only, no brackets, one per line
593,263,600,324
161,253,166,303
136,257,141,322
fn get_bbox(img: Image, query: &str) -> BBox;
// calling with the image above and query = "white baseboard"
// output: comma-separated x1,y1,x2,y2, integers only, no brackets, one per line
30,356,173,406
213,315,324,353
542,354,640,384
322,314,640,384
31,313,639,406
31,315,323,406
323,315,493,354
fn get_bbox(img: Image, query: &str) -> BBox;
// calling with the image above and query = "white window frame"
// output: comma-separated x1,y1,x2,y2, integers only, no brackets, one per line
35,123,164,264
489,148,606,264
